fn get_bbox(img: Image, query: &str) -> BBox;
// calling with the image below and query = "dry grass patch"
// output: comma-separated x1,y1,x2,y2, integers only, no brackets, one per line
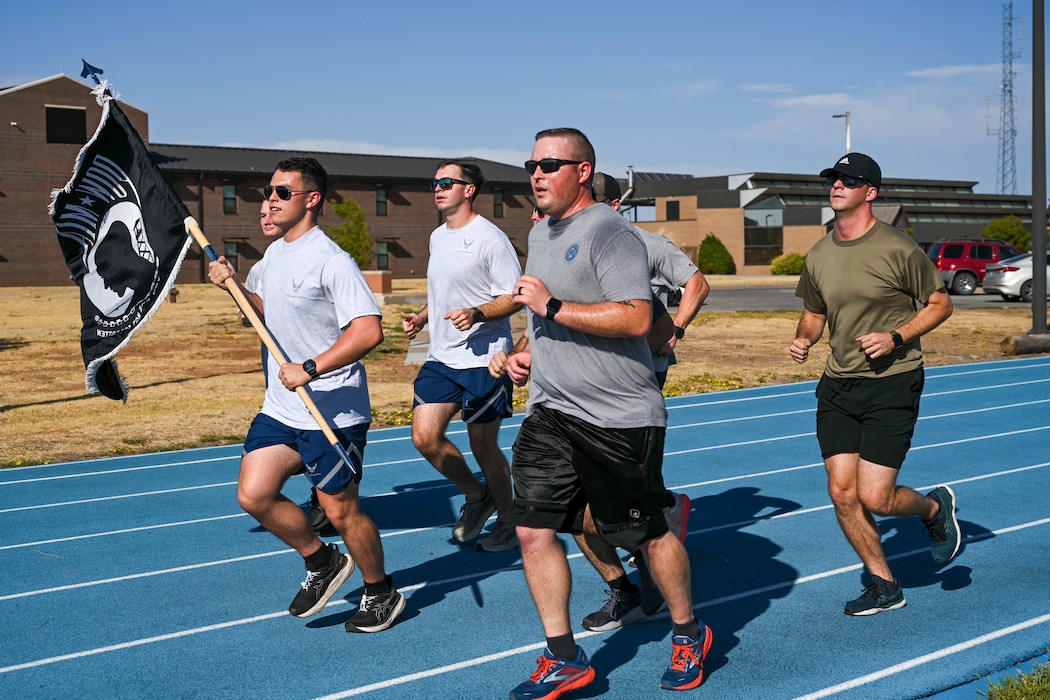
0,285,1043,466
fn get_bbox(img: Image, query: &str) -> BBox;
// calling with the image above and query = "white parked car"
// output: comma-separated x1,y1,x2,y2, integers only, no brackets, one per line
982,252,1050,302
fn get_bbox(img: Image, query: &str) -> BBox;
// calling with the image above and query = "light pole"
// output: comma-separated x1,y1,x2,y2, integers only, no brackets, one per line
832,111,851,153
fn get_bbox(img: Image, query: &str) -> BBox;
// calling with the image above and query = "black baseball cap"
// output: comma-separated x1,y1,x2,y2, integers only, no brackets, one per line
592,172,622,202
819,152,881,189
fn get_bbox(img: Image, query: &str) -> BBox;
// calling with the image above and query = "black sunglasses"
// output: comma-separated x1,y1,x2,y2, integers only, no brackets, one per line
823,173,869,189
264,185,316,200
524,158,585,175
430,177,471,191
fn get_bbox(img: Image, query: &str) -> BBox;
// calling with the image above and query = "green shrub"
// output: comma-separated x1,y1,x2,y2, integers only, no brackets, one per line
980,654,1050,698
769,252,806,275
696,233,736,275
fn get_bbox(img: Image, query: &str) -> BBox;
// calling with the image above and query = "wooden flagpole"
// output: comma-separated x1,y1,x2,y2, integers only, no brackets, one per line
186,217,359,476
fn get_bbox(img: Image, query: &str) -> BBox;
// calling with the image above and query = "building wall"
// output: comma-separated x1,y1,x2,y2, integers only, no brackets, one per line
0,76,149,287
168,175,534,284
784,225,826,255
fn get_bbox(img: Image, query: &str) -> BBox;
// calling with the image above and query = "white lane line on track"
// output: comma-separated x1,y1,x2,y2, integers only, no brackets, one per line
3,515,1048,684
0,481,237,514
0,548,294,602
0,456,235,486
0,513,249,552
792,612,1050,700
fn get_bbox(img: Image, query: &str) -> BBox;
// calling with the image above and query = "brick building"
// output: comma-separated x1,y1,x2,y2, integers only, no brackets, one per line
0,74,535,287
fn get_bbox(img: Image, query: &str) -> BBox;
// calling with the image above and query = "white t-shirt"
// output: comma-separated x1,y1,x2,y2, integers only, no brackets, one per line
425,215,521,369
246,226,380,429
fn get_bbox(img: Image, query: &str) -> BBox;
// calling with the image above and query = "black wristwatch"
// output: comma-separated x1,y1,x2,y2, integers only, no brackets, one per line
545,297,563,322
891,331,905,349
472,307,486,324
673,325,686,340
302,359,319,381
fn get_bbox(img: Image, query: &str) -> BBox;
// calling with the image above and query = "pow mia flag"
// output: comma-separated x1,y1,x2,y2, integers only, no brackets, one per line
49,82,192,402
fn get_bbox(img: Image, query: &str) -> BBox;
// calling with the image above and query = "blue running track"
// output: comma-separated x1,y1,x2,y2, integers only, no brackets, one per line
2,357,1049,699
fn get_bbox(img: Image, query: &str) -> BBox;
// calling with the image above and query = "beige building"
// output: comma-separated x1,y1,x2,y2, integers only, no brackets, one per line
622,172,1033,274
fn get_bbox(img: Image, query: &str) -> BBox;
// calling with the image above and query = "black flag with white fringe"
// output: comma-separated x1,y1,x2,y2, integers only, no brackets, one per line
49,82,192,402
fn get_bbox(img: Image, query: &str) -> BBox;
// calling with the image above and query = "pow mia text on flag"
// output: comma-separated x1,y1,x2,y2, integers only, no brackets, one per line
49,82,192,402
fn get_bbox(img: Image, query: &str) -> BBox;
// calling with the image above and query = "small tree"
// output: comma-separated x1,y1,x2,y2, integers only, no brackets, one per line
769,252,806,275
983,215,1031,251
696,233,736,274
328,197,374,268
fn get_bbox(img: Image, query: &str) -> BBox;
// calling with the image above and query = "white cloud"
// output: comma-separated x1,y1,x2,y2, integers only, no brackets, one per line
739,83,796,94
905,64,1001,80
766,93,851,109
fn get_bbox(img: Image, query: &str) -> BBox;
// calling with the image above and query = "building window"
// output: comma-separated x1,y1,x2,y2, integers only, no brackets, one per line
743,200,783,265
666,200,680,221
222,185,237,214
493,192,504,219
376,241,389,270
46,106,87,144
223,241,239,271
376,189,388,217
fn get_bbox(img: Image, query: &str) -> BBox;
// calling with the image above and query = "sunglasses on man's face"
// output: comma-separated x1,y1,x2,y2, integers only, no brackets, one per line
430,177,470,191
264,185,315,200
524,158,584,175
823,173,869,189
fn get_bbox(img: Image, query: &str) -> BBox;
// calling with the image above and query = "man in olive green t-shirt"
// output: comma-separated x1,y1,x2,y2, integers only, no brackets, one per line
790,152,961,616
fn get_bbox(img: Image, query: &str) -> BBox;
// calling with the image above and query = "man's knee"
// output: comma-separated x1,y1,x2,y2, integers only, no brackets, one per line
517,525,558,551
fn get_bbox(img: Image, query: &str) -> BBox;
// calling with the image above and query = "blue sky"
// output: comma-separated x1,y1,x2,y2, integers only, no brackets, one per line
3,1,1041,195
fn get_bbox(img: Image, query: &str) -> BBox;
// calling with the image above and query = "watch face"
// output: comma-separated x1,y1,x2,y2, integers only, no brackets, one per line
674,326,685,340
473,309,485,322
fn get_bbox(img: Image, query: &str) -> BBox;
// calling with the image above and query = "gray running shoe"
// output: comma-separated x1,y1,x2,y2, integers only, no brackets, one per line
475,520,520,552
452,490,496,543
581,588,646,632
924,485,961,565
288,543,354,618
843,576,906,616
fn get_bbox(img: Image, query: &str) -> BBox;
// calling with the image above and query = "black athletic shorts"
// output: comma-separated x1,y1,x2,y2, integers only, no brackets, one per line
508,404,670,552
815,368,924,469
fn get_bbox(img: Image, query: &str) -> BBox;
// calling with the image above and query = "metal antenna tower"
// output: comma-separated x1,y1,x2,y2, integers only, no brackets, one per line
997,2,1020,195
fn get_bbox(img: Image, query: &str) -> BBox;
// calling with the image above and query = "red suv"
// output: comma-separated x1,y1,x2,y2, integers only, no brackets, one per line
926,238,1023,295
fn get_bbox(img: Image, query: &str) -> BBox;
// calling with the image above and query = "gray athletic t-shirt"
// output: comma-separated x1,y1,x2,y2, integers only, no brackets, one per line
247,226,379,429
638,226,699,372
524,203,666,428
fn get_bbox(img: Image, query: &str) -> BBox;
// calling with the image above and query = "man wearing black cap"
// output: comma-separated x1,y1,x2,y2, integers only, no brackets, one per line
790,152,961,616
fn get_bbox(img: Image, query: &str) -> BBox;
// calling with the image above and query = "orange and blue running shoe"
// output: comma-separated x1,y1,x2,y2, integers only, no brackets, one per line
510,646,595,699
659,625,713,691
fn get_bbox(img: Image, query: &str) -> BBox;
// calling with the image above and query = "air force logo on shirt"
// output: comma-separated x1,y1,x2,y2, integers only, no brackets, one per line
564,243,579,263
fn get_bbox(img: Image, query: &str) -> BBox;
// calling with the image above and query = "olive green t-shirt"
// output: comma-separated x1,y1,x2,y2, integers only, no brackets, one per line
795,220,945,379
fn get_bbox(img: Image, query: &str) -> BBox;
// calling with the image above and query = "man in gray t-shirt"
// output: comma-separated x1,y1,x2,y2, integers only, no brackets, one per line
504,129,712,700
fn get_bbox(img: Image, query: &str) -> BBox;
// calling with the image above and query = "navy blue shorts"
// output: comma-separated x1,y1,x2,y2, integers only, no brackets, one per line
509,405,669,552
242,414,368,494
412,360,513,424
815,368,924,469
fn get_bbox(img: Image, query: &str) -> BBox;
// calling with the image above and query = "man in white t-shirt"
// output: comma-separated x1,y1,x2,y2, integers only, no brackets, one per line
208,157,404,634
401,159,522,552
